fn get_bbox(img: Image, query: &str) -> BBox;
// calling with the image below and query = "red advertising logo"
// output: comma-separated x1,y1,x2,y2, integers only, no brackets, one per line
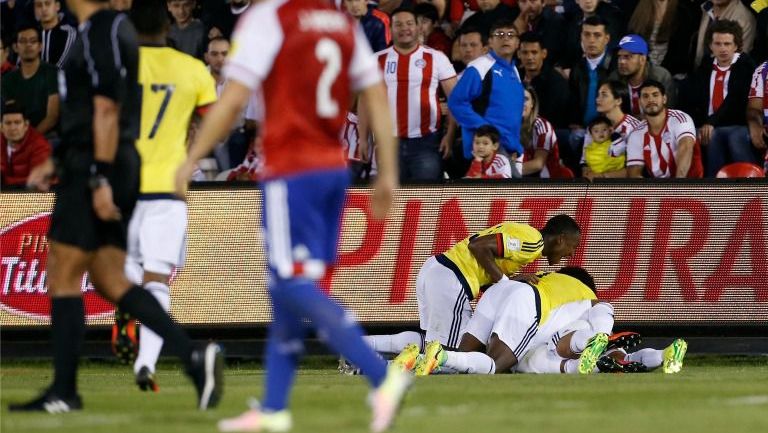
0,213,113,321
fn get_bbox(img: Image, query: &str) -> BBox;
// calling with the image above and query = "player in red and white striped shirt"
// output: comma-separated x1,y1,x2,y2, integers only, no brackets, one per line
464,125,512,178
519,87,561,178
747,61,768,172
627,80,703,178
375,8,457,181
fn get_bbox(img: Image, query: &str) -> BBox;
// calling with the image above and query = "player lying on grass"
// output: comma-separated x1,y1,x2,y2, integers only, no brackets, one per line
403,272,686,376
517,326,688,374
595,340,688,374
395,267,614,375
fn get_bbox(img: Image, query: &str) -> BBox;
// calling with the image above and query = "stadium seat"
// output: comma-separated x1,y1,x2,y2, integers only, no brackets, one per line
715,162,766,178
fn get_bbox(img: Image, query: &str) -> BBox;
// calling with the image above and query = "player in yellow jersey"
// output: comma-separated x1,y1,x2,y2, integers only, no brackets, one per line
414,267,613,375
111,0,217,392
359,214,580,366
421,267,603,374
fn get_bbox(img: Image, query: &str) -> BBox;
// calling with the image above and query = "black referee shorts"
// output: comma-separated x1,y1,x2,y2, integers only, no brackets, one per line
49,144,140,251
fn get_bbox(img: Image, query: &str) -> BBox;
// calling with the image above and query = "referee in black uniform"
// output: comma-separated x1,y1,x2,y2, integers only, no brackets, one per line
10,0,222,413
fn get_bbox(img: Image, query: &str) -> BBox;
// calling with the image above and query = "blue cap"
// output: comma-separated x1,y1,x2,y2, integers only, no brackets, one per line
618,34,648,56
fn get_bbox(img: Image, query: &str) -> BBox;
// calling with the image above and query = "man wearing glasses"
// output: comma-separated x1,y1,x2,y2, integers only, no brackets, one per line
1,25,60,137
448,19,524,177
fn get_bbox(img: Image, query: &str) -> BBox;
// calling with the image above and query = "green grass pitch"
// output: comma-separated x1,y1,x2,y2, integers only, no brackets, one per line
2,356,767,433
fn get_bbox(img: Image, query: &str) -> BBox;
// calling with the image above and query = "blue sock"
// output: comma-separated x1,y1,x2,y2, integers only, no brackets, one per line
273,278,387,387
262,292,305,412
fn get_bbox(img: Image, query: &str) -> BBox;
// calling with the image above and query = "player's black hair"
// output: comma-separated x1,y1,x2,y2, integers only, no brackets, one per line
130,0,170,37
639,79,666,96
556,266,597,294
540,214,580,237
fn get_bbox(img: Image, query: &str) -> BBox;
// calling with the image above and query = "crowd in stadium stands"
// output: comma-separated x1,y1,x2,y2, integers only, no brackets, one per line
2,0,767,188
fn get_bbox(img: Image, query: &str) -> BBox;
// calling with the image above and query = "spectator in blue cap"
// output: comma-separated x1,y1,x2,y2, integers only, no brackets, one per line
609,34,676,116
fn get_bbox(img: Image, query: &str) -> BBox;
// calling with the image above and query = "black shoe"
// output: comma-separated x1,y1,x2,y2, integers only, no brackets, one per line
136,366,159,392
188,342,224,410
9,391,83,413
111,309,139,365
606,332,642,351
596,355,648,373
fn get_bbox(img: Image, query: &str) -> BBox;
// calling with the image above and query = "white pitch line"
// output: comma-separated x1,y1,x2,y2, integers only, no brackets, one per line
720,395,768,406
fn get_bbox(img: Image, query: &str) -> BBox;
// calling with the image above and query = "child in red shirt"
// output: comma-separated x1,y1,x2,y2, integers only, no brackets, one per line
464,124,513,178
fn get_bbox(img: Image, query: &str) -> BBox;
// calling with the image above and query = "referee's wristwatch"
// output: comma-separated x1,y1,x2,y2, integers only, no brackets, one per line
89,161,113,190
88,175,110,190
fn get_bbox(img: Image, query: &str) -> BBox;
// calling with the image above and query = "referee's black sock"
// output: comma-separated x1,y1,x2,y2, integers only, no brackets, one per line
50,297,85,398
117,285,194,369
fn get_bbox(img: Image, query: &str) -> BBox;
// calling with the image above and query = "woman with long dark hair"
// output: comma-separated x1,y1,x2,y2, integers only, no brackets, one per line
519,86,564,178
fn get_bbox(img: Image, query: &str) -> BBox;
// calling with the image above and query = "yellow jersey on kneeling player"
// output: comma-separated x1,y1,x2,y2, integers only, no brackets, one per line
440,215,581,299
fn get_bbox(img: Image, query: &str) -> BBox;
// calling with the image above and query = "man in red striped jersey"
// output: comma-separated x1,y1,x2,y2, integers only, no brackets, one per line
376,7,457,182
626,80,703,178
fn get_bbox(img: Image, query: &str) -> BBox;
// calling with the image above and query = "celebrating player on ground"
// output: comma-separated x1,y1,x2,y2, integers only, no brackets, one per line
409,267,610,375
363,215,581,360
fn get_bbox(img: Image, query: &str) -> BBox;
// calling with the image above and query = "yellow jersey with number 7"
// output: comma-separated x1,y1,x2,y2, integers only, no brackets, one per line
136,46,217,194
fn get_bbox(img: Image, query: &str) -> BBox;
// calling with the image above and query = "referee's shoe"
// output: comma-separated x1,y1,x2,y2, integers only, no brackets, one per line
9,391,83,413
189,342,225,410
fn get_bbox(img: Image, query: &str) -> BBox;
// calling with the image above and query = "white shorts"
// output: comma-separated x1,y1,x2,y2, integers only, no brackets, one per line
464,280,540,360
126,199,187,281
514,302,592,375
533,301,593,351
515,343,554,374
416,256,471,349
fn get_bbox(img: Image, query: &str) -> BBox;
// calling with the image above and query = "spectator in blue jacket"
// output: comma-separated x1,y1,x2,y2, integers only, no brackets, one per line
448,19,524,176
